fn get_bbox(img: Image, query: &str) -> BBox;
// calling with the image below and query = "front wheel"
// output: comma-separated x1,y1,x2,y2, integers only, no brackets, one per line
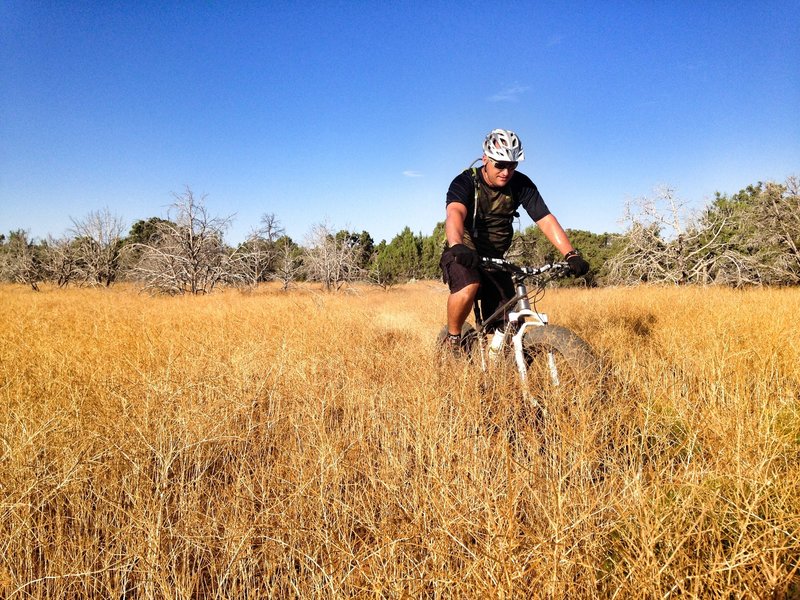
521,325,601,390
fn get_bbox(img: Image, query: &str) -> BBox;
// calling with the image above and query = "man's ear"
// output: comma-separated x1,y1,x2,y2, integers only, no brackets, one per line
481,154,489,167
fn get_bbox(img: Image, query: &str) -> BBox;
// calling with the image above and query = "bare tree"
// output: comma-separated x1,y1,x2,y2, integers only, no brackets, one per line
230,213,285,287
132,188,237,294
69,208,126,286
303,223,361,291
0,230,43,290
606,187,733,285
737,179,800,284
41,235,79,287
272,236,303,291
688,178,799,286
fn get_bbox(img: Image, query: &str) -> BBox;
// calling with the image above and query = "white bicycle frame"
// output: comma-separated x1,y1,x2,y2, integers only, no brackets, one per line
477,259,565,388
510,308,561,387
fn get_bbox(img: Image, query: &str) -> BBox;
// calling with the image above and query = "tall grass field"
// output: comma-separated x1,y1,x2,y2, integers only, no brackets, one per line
1,282,798,598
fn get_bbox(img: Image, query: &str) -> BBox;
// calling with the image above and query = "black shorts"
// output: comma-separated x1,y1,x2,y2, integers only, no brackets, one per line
440,247,515,329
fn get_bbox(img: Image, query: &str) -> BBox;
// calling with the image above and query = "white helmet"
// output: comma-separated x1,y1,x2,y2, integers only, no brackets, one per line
483,129,525,162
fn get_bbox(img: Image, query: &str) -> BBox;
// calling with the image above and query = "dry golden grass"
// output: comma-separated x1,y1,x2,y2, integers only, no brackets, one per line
1,282,798,598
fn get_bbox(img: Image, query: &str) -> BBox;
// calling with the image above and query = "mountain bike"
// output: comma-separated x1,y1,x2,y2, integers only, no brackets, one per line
438,257,601,410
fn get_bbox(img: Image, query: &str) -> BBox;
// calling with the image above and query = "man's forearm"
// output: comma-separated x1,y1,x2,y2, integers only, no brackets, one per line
536,214,574,256
445,203,468,246
446,221,465,246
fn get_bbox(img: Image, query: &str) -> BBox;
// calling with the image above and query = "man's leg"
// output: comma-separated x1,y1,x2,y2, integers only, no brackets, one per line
447,282,479,335
440,246,481,341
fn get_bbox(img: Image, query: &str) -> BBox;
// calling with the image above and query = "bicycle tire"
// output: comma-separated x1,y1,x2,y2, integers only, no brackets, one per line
521,325,601,389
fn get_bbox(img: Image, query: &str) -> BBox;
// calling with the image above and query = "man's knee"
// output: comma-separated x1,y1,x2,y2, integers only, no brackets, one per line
451,281,479,301
441,252,481,295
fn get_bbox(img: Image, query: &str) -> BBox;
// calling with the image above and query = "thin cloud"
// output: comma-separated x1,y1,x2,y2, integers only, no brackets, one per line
403,170,423,178
488,84,530,102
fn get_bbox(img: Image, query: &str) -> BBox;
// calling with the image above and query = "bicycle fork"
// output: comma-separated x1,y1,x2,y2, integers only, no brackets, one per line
510,311,556,384
512,278,561,388
508,309,555,417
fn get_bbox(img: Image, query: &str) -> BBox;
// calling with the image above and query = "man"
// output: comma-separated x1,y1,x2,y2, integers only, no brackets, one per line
439,128,590,349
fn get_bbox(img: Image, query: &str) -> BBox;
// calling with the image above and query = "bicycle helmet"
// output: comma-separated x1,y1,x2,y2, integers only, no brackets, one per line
483,129,525,162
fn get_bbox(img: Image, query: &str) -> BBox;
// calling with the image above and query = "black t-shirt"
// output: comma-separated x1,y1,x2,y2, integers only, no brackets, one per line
446,168,550,256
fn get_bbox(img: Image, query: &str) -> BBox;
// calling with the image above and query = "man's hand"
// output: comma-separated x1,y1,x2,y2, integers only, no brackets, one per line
565,250,590,276
450,244,479,269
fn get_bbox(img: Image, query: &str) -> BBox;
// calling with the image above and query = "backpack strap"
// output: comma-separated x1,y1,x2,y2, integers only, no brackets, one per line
469,167,480,241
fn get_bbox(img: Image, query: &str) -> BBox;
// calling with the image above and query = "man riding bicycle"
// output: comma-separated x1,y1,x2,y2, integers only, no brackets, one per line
440,128,590,350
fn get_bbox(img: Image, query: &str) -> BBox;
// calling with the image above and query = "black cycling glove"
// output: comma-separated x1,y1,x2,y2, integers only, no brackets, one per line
565,250,590,276
450,243,479,269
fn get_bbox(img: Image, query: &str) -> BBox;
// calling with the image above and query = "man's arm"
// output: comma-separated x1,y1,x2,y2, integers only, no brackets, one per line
535,213,574,256
536,213,589,275
445,202,468,246
445,202,479,268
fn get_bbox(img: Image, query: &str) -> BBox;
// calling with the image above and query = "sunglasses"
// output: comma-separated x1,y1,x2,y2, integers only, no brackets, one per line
492,160,518,171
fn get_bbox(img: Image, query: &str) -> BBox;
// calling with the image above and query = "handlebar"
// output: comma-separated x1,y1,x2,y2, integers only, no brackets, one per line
479,256,573,278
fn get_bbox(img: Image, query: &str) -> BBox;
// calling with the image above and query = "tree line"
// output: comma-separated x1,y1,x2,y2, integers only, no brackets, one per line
2,177,798,293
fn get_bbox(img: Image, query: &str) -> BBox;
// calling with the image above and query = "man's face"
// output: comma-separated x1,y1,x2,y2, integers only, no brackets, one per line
482,155,518,188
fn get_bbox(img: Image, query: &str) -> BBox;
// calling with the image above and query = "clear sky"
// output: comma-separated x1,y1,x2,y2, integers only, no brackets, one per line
2,1,798,245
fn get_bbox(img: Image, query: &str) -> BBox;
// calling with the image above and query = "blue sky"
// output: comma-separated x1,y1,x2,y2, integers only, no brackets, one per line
2,1,798,245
